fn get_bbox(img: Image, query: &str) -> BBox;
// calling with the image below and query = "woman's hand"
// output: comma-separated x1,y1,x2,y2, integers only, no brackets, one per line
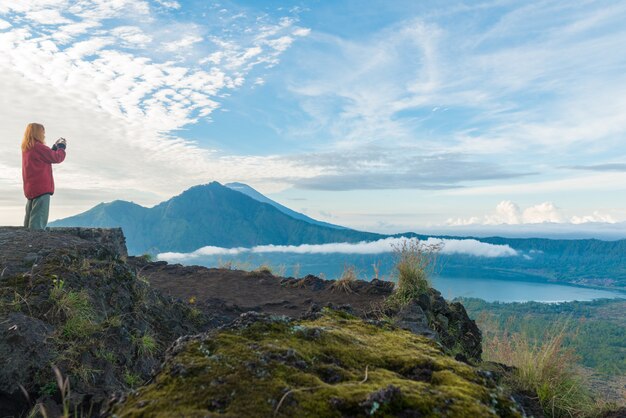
54,138,67,150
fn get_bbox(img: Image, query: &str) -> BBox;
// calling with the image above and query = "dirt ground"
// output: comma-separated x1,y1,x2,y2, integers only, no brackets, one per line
129,258,394,319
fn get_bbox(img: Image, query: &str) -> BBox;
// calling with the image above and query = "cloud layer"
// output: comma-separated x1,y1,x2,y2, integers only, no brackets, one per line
157,237,518,262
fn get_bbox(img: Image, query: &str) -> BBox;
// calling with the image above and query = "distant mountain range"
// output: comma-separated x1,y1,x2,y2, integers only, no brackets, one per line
50,182,382,254
49,181,626,289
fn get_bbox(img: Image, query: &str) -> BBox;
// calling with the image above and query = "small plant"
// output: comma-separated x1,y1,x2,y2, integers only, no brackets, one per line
105,314,123,328
385,239,442,309
124,370,142,388
132,333,158,358
254,264,273,275
139,253,153,262
52,289,97,339
188,306,202,319
331,265,358,293
74,364,100,385
39,381,57,397
50,276,65,300
95,347,116,363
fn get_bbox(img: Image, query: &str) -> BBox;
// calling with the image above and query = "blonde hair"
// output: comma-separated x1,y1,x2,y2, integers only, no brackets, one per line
21,123,46,151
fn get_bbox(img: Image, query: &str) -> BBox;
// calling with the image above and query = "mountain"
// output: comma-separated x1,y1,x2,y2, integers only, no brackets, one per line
49,182,382,254
225,182,346,229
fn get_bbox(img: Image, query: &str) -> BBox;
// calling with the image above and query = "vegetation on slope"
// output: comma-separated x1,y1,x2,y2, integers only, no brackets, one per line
111,309,522,418
460,298,626,376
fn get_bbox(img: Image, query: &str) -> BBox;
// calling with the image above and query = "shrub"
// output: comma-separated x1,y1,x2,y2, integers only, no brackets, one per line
385,239,442,308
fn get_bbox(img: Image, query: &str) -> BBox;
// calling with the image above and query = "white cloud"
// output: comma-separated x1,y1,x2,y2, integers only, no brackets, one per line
111,26,152,48
447,201,616,226
162,34,203,51
292,27,310,37
26,8,72,24
521,202,565,224
154,0,181,10
157,236,518,262
570,212,616,224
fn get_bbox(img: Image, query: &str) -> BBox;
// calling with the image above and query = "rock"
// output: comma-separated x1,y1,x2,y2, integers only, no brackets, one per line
0,313,55,417
0,227,209,417
393,301,438,339
391,289,482,361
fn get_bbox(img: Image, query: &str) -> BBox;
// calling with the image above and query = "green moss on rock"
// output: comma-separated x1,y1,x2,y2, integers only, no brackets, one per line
112,309,522,417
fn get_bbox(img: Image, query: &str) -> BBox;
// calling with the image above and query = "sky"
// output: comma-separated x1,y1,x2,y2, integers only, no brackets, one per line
1,0,626,236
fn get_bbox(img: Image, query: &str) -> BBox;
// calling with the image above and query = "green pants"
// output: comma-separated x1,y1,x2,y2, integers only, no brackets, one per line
24,194,50,230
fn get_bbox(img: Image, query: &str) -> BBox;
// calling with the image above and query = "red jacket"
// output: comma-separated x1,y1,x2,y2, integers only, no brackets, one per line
22,142,66,200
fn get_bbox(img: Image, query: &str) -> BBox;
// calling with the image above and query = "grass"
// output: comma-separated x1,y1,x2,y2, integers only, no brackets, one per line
124,370,143,388
254,264,273,275
483,322,598,417
292,263,301,279
331,265,358,293
385,239,442,309
49,278,98,339
95,347,117,363
138,253,154,263
132,333,158,358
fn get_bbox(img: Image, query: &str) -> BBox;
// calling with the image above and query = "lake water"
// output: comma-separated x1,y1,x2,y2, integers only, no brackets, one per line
430,275,624,303
160,252,626,303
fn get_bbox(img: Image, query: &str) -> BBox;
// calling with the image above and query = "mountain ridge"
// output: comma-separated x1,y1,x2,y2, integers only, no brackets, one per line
50,182,382,254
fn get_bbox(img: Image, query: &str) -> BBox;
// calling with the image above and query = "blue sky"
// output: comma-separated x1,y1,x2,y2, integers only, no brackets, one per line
1,0,626,235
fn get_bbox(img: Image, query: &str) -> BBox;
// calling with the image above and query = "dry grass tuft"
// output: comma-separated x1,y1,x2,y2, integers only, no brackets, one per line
331,265,358,293
483,322,597,418
385,239,442,308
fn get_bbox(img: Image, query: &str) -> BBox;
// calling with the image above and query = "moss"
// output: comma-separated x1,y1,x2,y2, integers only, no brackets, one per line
112,310,522,417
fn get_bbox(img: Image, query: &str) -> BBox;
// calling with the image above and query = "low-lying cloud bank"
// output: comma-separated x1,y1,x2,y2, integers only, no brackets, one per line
158,237,518,262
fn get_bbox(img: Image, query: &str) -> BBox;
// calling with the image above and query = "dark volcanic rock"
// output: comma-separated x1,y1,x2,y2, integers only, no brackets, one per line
0,227,209,417
408,289,482,360
0,313,55,415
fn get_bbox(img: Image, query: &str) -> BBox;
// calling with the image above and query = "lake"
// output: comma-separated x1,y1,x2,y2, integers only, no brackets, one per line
158,251,626,303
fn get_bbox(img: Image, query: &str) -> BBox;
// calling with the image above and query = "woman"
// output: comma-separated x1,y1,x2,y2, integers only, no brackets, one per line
21,123,67,230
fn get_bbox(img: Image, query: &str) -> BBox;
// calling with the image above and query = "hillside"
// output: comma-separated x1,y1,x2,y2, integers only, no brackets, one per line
50,182,382,254
1,227,535,417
